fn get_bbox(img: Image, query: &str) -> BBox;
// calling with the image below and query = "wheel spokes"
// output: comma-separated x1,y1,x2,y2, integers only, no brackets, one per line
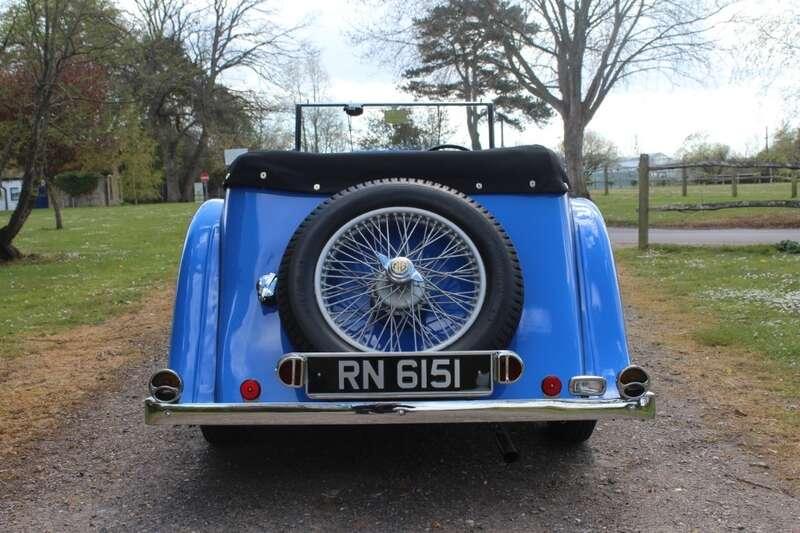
317,208,485,351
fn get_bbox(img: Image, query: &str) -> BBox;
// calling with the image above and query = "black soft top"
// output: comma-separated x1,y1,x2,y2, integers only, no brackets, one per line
224,145,568,195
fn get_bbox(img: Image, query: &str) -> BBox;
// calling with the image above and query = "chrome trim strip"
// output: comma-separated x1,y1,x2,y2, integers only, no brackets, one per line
145,391,655,426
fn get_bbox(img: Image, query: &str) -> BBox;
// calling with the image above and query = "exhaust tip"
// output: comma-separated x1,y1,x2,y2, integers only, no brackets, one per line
617,365,650,400
149,369,182,403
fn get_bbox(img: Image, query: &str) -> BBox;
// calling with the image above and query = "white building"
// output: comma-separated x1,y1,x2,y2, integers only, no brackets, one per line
0,179,22,211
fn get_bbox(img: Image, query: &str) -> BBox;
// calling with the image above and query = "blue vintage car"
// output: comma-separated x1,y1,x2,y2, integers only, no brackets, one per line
145,102,654,450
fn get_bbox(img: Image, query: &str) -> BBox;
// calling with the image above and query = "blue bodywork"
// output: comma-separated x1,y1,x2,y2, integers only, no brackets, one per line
167,188,631,404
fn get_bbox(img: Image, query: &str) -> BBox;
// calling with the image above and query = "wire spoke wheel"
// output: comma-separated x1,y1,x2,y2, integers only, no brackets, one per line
315,207,486,352
278,179,523,354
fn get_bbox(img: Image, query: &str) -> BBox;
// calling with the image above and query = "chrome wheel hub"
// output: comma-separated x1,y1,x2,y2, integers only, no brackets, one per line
387,256,414,282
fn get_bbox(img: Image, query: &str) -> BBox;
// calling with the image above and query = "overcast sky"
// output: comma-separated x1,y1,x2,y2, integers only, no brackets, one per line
262,0,794,158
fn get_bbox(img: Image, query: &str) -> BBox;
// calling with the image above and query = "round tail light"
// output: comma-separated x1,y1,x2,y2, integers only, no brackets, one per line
541,375,562,397
240,379,261,401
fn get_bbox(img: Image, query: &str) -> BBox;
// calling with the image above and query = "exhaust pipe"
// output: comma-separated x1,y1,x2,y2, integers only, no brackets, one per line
494,424,520,464
149,369,182,403
617,365,650,400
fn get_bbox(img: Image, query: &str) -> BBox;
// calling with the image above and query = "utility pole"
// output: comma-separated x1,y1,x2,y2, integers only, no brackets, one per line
765,126,769,153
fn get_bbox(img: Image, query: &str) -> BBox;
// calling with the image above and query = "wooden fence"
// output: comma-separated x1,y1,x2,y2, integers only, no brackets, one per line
636,155,800,249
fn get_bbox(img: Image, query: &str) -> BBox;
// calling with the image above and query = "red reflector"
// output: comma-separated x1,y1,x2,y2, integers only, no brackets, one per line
541,375,562,397
240,379,261,401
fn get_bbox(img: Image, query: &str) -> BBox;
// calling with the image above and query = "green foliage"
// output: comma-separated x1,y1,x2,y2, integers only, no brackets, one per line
401,0,551,148
116,108,163,202
359,108,454,150
758,124,800,179
776,240,800,254
53,171,102,196
677,132,731,176
0,203,197,357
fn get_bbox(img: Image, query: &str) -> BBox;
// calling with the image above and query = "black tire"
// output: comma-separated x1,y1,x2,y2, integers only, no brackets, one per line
200,425,251,447
277,179,523,352
544,420,597,444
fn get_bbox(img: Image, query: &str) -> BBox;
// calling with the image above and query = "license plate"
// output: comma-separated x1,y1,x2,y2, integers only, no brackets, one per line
305,352,494,399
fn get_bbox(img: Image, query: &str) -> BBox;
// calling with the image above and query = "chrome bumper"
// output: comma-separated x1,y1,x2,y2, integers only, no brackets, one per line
144,392,655,425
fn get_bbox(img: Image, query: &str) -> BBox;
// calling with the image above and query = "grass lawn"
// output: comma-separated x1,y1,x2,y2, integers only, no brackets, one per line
616,245,800,481
616,245,800,364
593,182,800,228
0,203,198,358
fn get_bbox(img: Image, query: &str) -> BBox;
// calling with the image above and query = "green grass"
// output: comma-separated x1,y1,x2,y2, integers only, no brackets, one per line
616,245,800,364
0,203,198,357
593,182,800,227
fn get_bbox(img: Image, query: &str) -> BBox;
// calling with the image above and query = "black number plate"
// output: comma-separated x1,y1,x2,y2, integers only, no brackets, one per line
305,353,494,399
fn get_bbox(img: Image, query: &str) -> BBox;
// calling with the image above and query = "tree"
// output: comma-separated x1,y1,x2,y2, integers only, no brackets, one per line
0,0,122,260
130,0,300,202
402,0,551,150
114,107,163,203
758,123,800,164
473,0,727,197
578,131,618,183
285,49,348,153
746,5,800,111
677,132,731,177
358,108,454,150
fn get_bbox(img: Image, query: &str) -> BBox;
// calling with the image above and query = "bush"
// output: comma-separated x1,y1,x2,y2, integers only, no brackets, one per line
776,240,800,254
53,171,102,197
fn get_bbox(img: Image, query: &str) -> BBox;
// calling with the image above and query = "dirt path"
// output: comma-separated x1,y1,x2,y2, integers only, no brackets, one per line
1,293,799,531
0,287,173,464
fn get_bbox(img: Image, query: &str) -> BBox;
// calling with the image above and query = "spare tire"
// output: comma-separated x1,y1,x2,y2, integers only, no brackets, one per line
277,179,523,352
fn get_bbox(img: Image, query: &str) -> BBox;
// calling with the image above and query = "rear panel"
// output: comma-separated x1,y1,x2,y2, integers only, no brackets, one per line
215,188,591,402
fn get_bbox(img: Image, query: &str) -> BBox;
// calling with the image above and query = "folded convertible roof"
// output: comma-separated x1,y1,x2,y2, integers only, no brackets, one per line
224,145,569,195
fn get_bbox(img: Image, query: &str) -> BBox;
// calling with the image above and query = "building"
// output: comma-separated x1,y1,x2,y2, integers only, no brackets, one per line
589,152,679,190
48,174,122,208
0,178,22,211
1,175,121,211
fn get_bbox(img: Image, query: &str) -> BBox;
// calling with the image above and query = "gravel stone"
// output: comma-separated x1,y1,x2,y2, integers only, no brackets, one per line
1,310,799,531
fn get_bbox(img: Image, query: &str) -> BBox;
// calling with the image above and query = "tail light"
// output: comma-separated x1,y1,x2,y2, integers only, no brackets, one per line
240,379,261,401
541,375,562,397
495,352,524,384
277,354,305,388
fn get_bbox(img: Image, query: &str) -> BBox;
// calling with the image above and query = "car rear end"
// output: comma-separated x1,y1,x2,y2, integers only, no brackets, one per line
145,145,654,435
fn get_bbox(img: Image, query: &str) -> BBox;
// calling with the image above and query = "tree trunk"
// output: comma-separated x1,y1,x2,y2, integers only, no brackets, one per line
0,169,37,261
46,181,64,230
163,139,182,202
0,90,52,261
562,114,590,198
466,107,482,150
178,128,209,202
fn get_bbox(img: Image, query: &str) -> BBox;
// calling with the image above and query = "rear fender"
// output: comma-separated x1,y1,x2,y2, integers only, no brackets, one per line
571,198,631,396
167,199,223,403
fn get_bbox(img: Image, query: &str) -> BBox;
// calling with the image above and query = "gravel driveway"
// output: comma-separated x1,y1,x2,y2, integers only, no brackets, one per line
1,309,798,532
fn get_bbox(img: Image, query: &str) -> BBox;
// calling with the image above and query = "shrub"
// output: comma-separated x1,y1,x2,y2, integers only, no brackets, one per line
776,240,800,254
53,171,102,197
